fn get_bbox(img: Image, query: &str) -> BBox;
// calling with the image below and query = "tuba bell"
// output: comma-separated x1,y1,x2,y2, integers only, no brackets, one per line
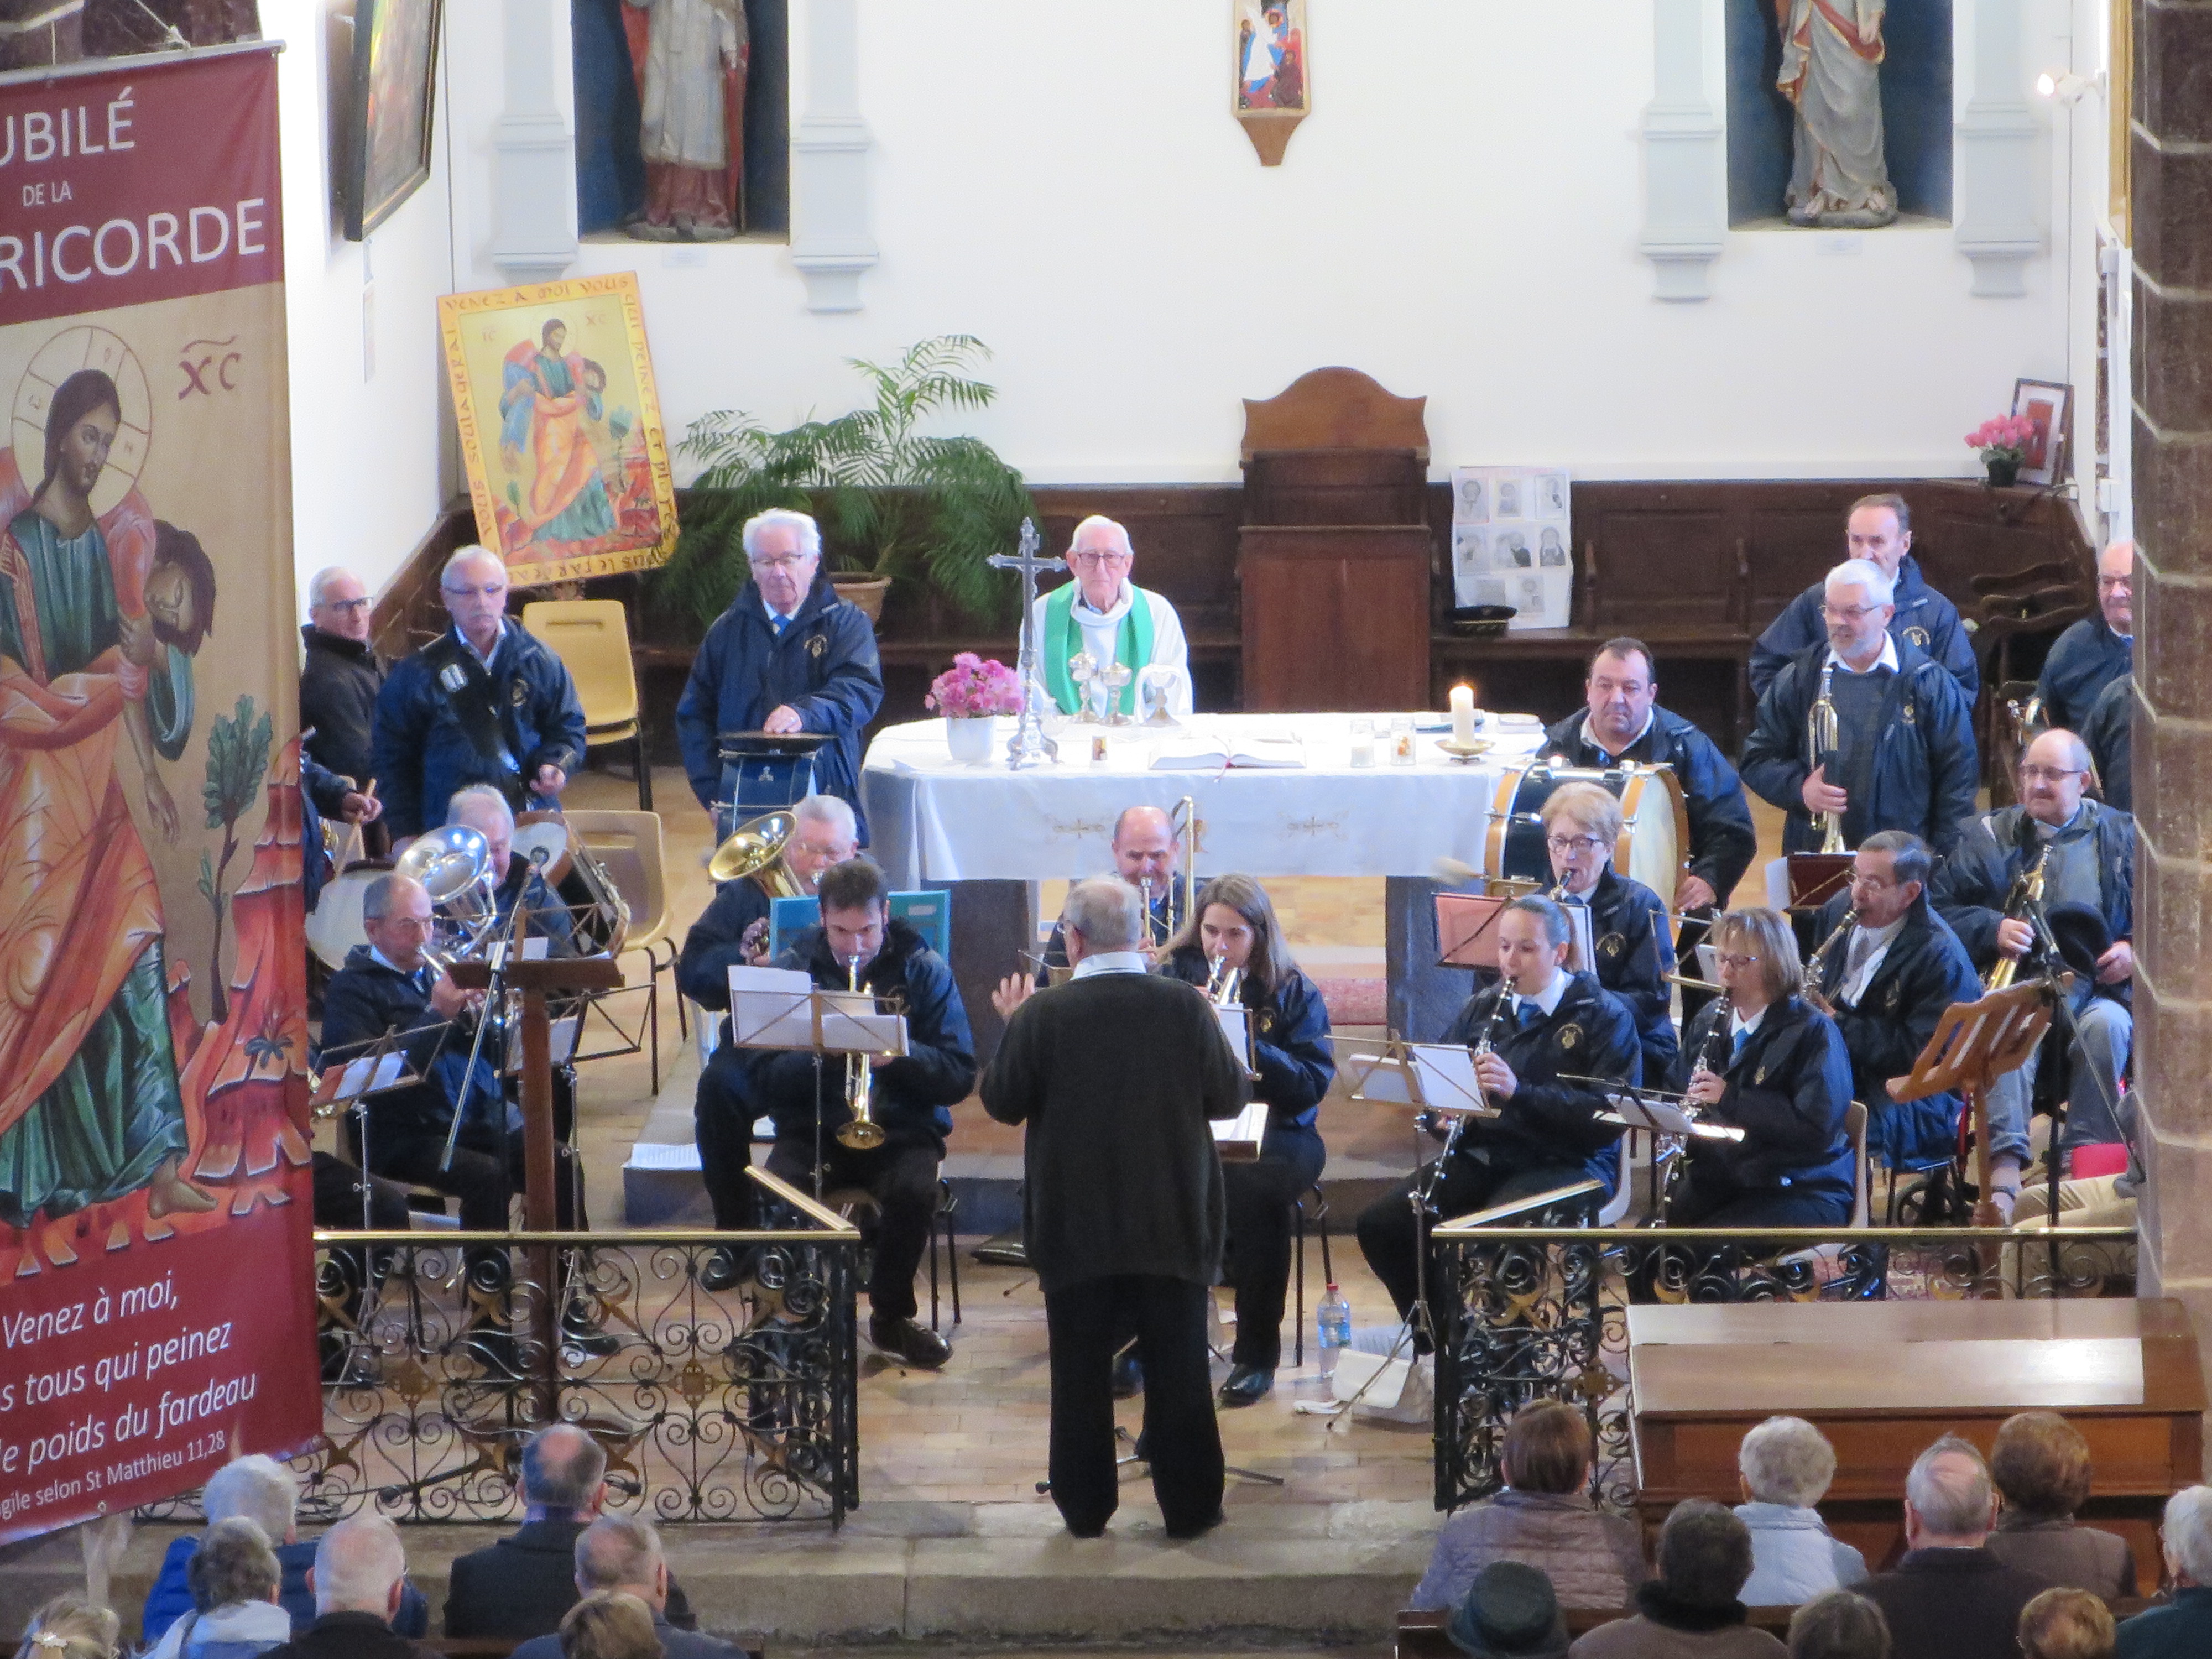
709,810,808,898
395,824,498,958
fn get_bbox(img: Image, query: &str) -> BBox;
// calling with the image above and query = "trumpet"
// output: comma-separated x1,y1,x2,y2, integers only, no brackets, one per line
1801,905,1858,1015
1203,950,1242,1005
1986,843,2052,992
1808,660,1848,855
1139,875,1163,949
837,955,886,1150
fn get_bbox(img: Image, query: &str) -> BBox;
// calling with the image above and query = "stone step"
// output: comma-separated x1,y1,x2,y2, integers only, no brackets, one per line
1,1504,1433,1648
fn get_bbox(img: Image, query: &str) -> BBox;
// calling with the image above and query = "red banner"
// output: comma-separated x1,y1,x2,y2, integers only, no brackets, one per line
0,45,316,1545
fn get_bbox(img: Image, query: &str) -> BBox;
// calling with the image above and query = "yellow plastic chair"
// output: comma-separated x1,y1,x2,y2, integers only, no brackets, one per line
521,599,651,811
565,808,680,1092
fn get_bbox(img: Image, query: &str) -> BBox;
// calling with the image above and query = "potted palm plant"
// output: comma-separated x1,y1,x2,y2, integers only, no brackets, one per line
653,335,1034,629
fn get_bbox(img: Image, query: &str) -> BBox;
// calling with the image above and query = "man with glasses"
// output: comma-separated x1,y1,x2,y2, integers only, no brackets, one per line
1031,515,1192,718
1933,728,2135,1219
1807,831,1980,1180
1740,558,1979,857
301,567,387,846
676,508,884,842
371,546,587,841
2034,541,2135,731
1749,493,1978,700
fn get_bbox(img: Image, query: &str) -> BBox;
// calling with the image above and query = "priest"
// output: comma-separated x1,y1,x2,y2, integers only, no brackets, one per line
1031,515,1192,718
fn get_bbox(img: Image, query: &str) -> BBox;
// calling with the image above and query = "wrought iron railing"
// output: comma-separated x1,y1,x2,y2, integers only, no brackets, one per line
1430,1203,2138,1514
148,1170,863,1528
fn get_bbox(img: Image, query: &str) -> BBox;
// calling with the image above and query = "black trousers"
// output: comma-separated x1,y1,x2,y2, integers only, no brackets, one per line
1355,1153,1588,1344
357,1072,585,1232
1221,1124,1326,1369
764,1137,938,1323
1666,1167,1850,1228
693,1049,760,1232
1044,1274,1224,1537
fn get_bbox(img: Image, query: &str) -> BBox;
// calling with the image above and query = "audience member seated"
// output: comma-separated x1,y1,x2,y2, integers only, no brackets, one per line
142,1456,429,1643
1985,1411,2137,1599
12,1595,119,1659
1444,1561,1570,1658
1566,1500,1787,1657
142,1519,291,1659
1411,1400,1646,1613
511,1516,745,1659
445,1426,695,1639
260,1517,429,1659
1786,1591,1890,1659
1858,1437,2052,1659
2116,1484,2212,1657
1734,1416,1868,1605
2018,1588,2116,1659
557,1594,663,1659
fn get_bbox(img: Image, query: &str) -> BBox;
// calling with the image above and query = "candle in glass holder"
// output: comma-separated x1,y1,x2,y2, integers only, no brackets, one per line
1348,718,1375,768
1449,684,1477,747
1390,714,1416,765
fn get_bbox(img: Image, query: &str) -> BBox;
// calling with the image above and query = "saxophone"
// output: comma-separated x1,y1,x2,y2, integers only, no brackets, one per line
1800,905,1859,1016
1809,660,1848,854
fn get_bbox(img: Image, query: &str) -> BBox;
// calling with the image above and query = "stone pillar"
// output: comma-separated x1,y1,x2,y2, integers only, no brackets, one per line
2130,0,2212,1455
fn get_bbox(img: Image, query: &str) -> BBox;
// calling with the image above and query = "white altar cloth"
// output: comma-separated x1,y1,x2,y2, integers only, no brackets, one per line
860,713,1548,886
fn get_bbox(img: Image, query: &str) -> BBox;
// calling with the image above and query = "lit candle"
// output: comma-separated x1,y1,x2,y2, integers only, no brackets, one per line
1449,684,1477,747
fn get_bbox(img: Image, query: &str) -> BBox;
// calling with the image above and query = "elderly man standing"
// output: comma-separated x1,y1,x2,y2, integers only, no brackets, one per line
1933,728,2135,1219
676,508,883,842
2035,541,2135,731
1740,559,1979,857
300,566,386,821
985,878,1248,1540
1858,1438,2052,1659
1750,494,1978,700
371,547,586,842
261,1517,429,1659
1031,515,1192,718
1540,637,1756,916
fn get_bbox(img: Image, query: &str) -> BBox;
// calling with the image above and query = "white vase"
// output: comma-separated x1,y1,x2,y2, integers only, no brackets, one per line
945,716,998,765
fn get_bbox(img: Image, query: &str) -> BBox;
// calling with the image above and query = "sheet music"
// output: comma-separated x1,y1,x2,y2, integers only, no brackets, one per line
729,966,909,1055
1341,1049,1416,1104
625,1141,703,1171
313,1051,404,1109
1562,905,1596,974
1608,1092,1700,1136
1408,1043,1489,1114
521,936,550,962
508,1013,582,1070
1212,1099,1269,1150
1214,1001,1252,1065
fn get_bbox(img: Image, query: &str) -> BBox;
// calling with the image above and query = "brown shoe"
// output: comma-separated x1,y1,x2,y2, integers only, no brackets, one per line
869,1315,951,1370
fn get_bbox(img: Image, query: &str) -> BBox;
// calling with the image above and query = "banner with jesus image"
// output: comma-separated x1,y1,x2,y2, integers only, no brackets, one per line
0,44,318,1545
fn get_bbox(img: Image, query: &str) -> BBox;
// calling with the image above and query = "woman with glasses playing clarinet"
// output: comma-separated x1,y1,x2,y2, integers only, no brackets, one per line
1538,782,1679,1088
1157,875,1333,1407
1667,907,1856,1227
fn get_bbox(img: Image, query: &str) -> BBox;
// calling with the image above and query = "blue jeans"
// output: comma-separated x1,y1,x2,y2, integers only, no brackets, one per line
1985,995,2132,1164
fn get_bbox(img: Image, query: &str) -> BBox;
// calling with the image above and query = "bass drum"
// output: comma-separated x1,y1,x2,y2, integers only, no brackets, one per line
306,858,396,973
512,811,573,885
1483,761,1688,901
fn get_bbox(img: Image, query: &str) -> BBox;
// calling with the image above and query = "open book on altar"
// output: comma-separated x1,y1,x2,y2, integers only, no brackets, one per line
1150,729,1306,770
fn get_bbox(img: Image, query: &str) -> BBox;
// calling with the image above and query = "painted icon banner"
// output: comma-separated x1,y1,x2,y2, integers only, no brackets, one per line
0,44,318,1545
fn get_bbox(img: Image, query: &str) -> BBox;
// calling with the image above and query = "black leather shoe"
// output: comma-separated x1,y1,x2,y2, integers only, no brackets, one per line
1111,1349,1144,1399
1165,1509,1225,1540
1217,1364,1273,1407
869,1315,952,1370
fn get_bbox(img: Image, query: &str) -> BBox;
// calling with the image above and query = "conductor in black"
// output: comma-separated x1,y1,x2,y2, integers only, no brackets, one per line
983,876,1251,1540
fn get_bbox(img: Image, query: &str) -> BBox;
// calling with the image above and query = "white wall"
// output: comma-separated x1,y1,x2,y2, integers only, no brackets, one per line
272,0,457,606
299,0,2112,591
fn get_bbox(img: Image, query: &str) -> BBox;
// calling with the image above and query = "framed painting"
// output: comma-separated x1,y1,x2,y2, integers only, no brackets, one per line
1233,0,1307,165
339,0,444,240
2012,377,2072,489
439,273,680,588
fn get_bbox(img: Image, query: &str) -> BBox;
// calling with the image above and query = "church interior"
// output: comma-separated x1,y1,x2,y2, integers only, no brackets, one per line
9,0,2212,1656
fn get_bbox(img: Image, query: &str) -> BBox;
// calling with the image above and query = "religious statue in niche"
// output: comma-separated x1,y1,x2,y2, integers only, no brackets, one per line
624,0,748,241
1775,0,1897,227
1232,0,1307,167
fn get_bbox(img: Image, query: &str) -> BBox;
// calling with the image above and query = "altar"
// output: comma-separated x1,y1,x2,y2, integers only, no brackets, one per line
859,711,1546,888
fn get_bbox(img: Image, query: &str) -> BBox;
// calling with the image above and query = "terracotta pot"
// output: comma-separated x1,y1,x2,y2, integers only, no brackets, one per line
831,573,892,623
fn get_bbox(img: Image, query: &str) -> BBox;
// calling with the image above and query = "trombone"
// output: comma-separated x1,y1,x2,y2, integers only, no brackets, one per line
837,955,887,1150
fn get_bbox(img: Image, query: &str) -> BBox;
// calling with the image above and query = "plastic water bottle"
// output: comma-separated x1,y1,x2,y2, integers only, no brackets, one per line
1316,1282,1352,1378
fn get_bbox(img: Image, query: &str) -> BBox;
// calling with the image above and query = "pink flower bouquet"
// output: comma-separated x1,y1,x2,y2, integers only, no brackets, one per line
926,653,1023,719
1965,414,2038,463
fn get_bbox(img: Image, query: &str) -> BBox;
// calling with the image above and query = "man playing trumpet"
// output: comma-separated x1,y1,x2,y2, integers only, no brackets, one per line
1036,804,1186,980
729,858,976,1369
1354,896,1640,1344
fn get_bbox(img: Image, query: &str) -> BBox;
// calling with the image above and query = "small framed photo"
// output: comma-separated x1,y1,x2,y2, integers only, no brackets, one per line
339,0,445,241
2011,378,2072,489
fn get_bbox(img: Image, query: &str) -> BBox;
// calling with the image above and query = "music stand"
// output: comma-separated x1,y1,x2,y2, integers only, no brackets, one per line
1889,979,2055,1242
309,1030,426,1383
713,732,835,839
1435,891,1509,969
729,969,910,1201
1598,1085,1749,1219
1786,852,1854,910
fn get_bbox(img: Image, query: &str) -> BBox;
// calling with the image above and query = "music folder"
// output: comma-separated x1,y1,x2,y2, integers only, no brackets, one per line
728,965,909,1058
1434,891,1507,968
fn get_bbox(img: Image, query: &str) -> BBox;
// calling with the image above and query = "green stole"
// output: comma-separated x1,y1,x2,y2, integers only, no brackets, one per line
1043,583,1154,716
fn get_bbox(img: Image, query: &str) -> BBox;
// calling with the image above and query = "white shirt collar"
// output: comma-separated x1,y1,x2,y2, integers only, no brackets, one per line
1825,634,1900,676
1514,967,1569,1019
761,589,800,627
1730,1003,1768,1041
371,945,425,979
1071,950,1149,979
1578,708,1655,759
455,619,504,669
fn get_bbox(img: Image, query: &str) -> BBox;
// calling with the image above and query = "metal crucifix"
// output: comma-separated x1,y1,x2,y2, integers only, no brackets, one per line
986,517,1058,770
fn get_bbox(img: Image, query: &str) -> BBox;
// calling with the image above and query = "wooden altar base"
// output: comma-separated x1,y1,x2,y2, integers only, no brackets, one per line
1627,1300,2207,1586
